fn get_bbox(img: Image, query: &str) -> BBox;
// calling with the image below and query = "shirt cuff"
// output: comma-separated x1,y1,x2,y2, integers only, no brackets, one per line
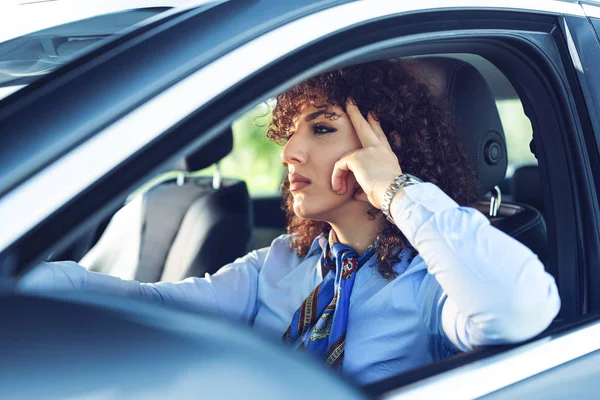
390,182,459,244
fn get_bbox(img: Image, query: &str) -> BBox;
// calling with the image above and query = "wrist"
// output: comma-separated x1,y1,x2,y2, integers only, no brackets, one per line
389,188,407,214
380,173,423,224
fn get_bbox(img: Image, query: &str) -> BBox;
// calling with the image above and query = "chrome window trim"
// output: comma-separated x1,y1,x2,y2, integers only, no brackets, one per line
563,18,584,79
384,320,600,399
0,0,584,252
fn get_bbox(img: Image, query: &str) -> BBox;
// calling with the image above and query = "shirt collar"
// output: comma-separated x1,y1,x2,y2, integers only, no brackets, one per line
305,232,421,276
306,233,327,258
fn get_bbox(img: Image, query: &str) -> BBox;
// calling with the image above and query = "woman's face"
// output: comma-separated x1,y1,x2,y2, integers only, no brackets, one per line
281,103,364,222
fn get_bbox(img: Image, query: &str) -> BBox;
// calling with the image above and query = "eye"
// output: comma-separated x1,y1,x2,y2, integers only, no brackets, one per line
313,123,336,135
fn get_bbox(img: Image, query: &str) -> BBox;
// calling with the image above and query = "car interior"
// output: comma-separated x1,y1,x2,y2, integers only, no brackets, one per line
77,132,252,282
49,54,548,290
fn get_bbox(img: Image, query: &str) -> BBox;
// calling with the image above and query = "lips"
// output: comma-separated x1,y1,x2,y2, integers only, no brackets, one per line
289,173,311,191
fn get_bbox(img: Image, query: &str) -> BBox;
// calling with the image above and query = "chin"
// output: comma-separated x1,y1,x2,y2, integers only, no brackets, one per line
292,202,313,220
292,196,339,221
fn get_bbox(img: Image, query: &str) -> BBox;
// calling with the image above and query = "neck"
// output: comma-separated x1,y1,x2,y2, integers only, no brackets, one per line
327,205,386,255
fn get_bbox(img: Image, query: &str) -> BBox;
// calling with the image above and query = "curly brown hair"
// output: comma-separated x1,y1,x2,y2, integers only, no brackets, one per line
267,59,478,279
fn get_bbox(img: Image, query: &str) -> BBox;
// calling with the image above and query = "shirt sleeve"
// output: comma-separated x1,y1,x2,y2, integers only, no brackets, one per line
19,247,269,323
391,182,561,351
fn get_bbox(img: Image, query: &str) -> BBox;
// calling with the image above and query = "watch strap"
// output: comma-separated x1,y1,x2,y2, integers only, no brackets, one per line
381,174,422,224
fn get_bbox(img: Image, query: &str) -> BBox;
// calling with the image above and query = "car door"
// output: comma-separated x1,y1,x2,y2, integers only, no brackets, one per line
566,2,600,315
1,0,600,399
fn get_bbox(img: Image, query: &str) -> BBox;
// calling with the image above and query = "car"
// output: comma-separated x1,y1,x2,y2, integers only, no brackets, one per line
2,0,600,398
0,0,214,101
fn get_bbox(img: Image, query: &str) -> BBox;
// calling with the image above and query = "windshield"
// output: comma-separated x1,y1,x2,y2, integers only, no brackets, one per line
0,3,175,101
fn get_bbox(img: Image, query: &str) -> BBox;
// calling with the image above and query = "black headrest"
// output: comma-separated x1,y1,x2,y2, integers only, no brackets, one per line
181,128,233,172
512,165,544,213
414,57,507,195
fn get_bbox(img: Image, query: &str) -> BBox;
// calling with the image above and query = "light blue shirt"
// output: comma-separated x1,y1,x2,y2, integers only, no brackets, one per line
21,183,561,384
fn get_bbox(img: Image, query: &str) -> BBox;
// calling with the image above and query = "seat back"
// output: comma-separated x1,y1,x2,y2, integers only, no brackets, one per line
512,164,544,214
80,129,252,282
157,177,251,281
415,56,548,265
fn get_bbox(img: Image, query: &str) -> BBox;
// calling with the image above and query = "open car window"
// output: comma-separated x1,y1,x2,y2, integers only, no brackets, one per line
129,102,284,199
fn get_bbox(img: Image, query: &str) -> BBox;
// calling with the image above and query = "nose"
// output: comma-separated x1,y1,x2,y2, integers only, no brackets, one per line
281,132,308,167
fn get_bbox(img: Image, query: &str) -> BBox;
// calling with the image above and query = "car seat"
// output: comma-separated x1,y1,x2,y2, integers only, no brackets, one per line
512,164,544,214
79,129,252,282
415,56,549,266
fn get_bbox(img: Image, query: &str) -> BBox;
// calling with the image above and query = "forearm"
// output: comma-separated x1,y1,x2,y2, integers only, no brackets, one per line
18,261,195,306
391,183,560,348
18,254,264,321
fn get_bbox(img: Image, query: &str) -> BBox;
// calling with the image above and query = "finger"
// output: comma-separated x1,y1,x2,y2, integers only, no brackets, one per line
367,112,390,146
338,171,350,195
345,99,380,147
353,186,369,203
332,155,353,194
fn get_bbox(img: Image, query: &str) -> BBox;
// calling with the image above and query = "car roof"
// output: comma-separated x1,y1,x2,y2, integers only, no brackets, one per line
0,0,215,43
0,0,221,100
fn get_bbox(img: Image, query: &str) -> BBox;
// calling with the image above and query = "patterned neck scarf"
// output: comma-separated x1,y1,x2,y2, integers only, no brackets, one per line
283,230,376,370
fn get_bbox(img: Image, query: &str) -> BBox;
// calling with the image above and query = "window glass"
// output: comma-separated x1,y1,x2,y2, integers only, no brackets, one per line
128,103,284,200
0,6,170,100
496,98,537,176
196,103,284,196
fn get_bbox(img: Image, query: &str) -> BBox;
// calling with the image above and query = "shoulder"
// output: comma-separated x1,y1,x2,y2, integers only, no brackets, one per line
255,233,323,277
386,251,434,299
253,234,298,266
387,248,427,278
264,233,324,259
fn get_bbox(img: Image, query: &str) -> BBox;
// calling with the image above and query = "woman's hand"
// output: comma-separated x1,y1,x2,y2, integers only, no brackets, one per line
331,99,403,210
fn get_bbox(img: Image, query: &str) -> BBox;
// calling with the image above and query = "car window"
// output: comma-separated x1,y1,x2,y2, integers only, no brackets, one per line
0,5,171,101
496,98,538,176
197,103,284,197
128,102,284,199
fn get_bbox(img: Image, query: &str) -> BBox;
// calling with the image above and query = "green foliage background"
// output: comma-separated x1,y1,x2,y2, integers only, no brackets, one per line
200,103,283,195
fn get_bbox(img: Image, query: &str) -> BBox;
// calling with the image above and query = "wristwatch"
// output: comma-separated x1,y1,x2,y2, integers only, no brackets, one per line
381,173,423,224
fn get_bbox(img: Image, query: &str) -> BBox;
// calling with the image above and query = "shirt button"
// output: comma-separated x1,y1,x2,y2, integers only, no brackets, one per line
403,209,412,220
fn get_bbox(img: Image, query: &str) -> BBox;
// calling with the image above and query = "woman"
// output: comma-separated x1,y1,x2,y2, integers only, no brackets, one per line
21,60,560,384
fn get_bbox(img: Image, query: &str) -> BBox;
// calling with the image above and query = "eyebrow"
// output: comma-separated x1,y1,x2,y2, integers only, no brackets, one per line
305,110,338,122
